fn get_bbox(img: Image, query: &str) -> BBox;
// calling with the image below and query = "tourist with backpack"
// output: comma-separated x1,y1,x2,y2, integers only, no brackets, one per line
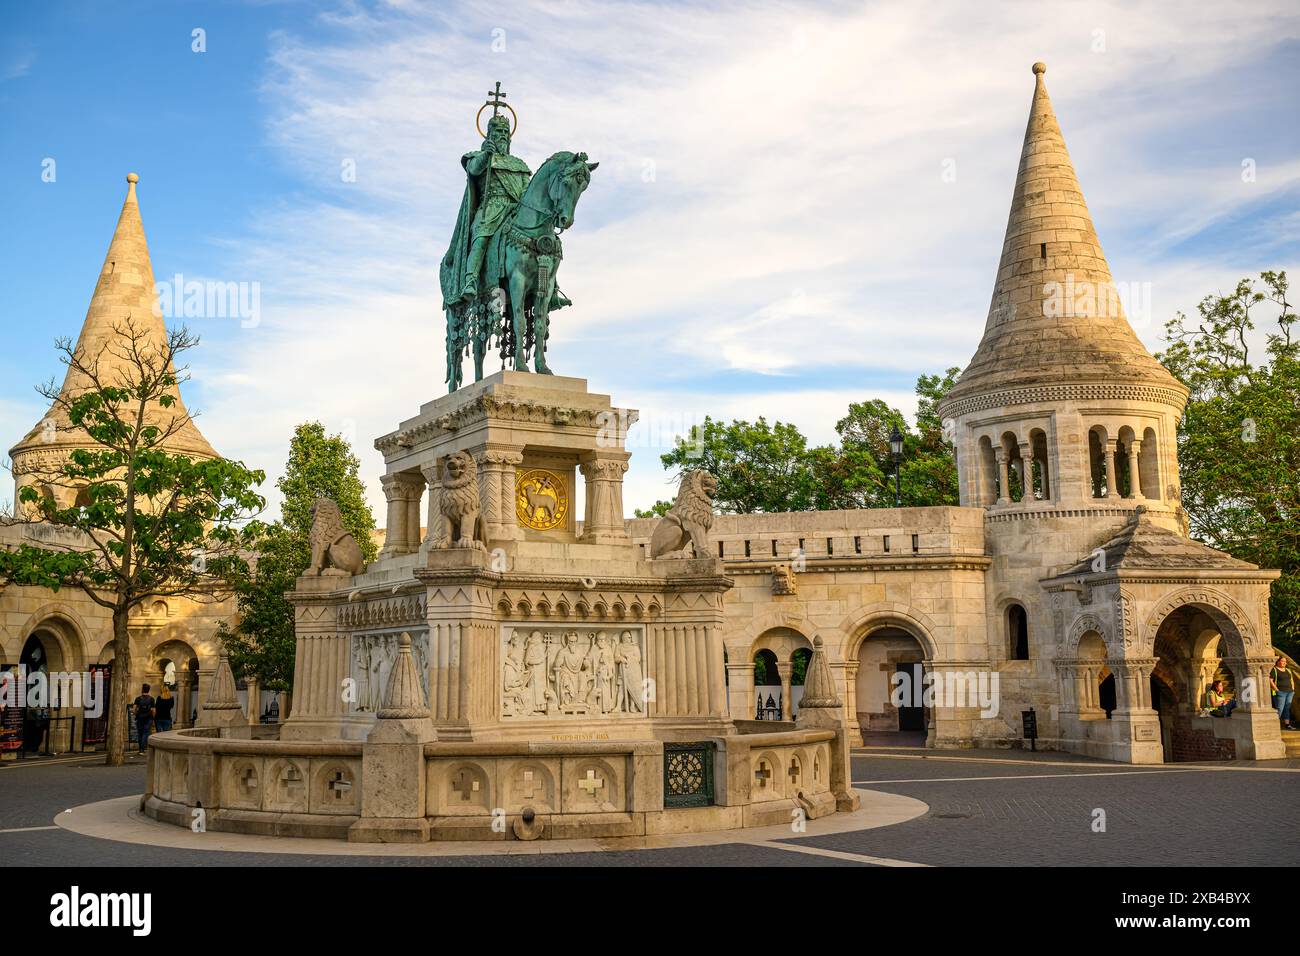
132,684,156,754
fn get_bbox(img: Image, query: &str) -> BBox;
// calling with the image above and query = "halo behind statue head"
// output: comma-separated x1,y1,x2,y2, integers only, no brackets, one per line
476,102,518,139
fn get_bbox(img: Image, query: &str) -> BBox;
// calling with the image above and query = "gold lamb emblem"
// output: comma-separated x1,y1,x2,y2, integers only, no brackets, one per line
516,468,568,531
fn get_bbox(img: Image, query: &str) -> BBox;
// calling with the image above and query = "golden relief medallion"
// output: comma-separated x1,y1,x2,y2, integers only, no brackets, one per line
516,468,568,531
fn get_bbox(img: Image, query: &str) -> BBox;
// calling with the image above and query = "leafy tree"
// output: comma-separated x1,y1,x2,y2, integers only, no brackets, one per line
0,324,265,766
659,416,817,513
654,371,960,514
1158,271,1299,657
220,422,377,691
633,500,673,519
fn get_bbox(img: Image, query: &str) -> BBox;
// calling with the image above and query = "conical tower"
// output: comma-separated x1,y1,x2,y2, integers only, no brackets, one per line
939,64,1187,520
945,63,1182,403
937,64,1192,733
10,174,218,508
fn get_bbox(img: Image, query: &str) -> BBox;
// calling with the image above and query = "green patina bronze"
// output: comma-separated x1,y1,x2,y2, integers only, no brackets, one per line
440,83,598,391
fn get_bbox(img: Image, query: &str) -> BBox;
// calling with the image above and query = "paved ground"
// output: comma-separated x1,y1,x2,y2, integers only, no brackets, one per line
3,749,1298,866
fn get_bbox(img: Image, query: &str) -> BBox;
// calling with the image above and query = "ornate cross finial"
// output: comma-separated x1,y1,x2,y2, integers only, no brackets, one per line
487,81,507,116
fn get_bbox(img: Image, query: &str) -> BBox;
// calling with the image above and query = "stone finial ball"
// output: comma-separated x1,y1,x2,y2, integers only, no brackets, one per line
1032,62,1047,76
126,172,139,183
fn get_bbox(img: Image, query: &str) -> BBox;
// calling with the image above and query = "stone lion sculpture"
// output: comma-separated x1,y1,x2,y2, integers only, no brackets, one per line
648,470,717,559
307,497,366,576
437,450,485,549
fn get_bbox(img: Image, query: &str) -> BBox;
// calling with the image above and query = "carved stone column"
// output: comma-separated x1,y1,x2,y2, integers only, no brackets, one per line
1110,657,1157,715
281,576,370,741
401,473,425,552
379,474,407,560
1225,656,1275,713
995,452,1010,505
776,661,793,721
1018,440,1034,503
1104,440,1120,498
579,454,630,543
1126,439,1144,500
493,451,523,542
420,462,442,549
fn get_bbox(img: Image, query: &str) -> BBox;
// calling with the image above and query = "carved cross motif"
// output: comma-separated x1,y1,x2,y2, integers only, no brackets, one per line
328,771,352,800
787,759,801,786
754,761,772,789
452,769,481,801
517,769,543,800
238,767,258,796
577,769,604,799
278,765,304,801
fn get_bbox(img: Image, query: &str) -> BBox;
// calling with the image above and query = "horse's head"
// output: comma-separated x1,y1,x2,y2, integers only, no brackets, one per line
546,151,598,231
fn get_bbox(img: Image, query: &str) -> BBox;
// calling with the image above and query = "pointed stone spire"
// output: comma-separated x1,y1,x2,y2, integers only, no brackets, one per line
10,174,217,472
797,636,842,709
944,63,1180,405
378,633,430,719
197,651,244,729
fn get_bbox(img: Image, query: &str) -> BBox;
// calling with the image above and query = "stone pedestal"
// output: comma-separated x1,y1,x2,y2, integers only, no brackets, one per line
281,576,371,742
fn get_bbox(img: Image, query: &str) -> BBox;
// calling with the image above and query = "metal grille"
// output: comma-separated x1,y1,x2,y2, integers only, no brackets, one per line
663,741,715,808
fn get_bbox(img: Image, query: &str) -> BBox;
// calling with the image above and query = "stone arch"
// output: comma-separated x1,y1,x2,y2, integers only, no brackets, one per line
1066,613,1112,657
1144,587,1255,659
749,625,812,665
839,603,940,663
17,602,93,673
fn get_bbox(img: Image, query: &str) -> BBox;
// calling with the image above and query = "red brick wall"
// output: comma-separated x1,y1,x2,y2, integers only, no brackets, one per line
1170,725,1237,761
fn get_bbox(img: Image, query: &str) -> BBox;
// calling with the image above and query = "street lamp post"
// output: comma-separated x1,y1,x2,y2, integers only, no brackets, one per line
889,423,904,508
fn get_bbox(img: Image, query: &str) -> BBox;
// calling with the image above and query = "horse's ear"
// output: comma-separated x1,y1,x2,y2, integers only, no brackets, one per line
587,162,599,172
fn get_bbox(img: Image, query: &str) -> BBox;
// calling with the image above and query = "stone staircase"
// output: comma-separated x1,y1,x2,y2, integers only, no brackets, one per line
1282,730,1300,758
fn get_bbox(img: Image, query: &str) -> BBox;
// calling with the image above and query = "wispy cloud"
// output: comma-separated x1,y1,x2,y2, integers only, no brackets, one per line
184,0,1300,518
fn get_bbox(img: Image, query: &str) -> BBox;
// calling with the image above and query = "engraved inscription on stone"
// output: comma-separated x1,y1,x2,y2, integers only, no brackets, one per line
501,625,645,718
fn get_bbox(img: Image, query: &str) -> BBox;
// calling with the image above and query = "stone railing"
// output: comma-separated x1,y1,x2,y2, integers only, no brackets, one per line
625,507,986,565
143,725,841,841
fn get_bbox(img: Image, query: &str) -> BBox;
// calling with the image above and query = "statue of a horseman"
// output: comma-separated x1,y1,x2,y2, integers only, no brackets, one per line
440,82,598,392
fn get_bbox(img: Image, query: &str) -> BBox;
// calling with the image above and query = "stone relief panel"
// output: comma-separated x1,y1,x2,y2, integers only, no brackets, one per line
500,624,646,719
350,631,430,713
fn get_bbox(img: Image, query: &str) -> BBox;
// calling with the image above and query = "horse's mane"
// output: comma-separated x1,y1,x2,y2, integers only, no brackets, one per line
521,152,577,203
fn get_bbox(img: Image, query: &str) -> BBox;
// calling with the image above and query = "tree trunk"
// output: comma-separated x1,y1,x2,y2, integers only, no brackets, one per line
104,607,132,767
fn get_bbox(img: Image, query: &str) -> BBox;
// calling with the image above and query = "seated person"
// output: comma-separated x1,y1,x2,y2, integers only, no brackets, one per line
1206,680,1237,718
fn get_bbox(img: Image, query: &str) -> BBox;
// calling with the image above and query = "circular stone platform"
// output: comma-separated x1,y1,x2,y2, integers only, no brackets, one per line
57,787,927,858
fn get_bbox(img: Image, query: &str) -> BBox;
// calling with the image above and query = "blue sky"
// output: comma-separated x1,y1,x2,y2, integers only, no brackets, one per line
2,0,1298,520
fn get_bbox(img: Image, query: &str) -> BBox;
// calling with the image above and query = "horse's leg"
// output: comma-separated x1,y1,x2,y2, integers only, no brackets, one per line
508,264,531,371
533,266,556,374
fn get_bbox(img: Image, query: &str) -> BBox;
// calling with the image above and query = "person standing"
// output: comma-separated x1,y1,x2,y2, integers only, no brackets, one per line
154,686,175,733
132,683,156,754
1271,656,1295,730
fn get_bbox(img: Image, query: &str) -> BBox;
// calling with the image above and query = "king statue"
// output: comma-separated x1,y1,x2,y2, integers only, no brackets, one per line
439,82,598,392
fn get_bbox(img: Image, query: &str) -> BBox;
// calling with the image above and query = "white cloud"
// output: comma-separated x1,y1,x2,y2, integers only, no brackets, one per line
185,0,1299,517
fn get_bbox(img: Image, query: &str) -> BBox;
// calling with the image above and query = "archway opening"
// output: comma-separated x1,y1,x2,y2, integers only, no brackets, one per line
854,625,927,742
1007,604,1029,660
752,649,781,720
1150,603,1246,762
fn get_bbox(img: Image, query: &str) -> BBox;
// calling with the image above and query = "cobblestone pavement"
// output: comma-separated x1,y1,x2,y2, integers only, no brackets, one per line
3,751,1297,866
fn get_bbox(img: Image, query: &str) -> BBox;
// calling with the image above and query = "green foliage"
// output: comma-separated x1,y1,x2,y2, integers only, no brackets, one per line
1157,271,1300,657
220,422,378,690
0,324,265,765
656,371,960,513
633,500,673,519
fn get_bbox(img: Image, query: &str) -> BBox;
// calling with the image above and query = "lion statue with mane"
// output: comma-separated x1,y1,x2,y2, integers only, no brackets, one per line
307,497,366,576
437,450,485,550
648,470,717,559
